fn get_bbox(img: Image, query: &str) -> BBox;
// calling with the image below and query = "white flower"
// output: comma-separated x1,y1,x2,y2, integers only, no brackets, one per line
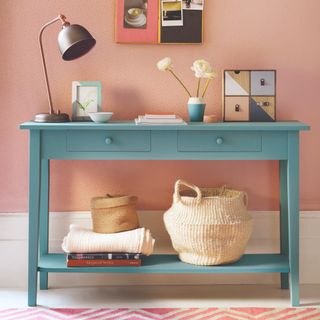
204,70,217,80
191,59,214,78
157,57,173,71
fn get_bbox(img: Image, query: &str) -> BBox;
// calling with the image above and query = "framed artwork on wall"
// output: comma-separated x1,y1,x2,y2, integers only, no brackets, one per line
72,81,102,121
115,0,159,43
160,0,203,43
115,0,204,44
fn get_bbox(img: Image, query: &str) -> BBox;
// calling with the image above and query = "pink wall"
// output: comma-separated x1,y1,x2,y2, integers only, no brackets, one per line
1,0,319,212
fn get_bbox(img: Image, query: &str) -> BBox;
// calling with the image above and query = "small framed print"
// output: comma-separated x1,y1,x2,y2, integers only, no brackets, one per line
160,0,204,43
161,0,183,27
115,0,204,44
115,0,159,43
72,81,102,121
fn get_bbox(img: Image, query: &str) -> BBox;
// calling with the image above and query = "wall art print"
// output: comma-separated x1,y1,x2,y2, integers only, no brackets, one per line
115,0,204,44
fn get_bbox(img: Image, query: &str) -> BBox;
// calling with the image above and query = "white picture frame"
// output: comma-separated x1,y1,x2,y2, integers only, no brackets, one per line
72,81,102,121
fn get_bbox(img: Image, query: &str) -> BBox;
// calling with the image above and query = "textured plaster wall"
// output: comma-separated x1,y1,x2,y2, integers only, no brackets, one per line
0,0,319,212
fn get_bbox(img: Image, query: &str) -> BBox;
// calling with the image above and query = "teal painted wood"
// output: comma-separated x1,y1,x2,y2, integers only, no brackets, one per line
41,130,289,161
67,130,151,152
20,121,310,306
287,132,300,306
39,159,49,290
280,160,289,290
28,130,41,307
38,254,289,274
20,121,310,131
177,131,262,152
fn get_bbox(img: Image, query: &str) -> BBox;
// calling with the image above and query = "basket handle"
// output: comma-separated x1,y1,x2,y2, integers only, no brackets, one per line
218,187,248,207
219,185,227,195
174,179,202,205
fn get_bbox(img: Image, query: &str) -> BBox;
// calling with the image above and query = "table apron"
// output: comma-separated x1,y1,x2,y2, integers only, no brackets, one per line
41,130,289,160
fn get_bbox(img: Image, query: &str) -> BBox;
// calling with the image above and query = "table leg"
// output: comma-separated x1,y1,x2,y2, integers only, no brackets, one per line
28,131,41,306
39,159,50,290
279,160,289,289
287,132,300,306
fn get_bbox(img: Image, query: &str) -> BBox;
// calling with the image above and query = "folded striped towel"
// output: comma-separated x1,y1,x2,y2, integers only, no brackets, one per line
62,224,155,255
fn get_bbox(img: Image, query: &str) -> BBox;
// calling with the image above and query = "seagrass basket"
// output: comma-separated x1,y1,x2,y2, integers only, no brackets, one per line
91,194,139,234
164,180,252,265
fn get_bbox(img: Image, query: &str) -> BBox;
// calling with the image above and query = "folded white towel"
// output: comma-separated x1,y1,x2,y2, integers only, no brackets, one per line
62,224,155,256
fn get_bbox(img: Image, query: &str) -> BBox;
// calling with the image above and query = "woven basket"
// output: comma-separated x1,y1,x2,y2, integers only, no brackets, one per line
91,194,139,234
164,180,252,266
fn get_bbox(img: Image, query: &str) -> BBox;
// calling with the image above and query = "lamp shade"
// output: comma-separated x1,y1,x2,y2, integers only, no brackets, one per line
58,24,96,61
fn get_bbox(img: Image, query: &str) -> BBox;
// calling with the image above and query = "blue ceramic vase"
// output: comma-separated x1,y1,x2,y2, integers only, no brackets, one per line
188,97,206,122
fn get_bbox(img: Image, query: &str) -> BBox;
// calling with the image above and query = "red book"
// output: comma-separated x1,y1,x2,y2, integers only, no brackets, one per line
67,259,141,267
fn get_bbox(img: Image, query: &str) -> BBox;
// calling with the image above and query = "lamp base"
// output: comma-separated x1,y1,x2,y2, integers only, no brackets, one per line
34,112,70,123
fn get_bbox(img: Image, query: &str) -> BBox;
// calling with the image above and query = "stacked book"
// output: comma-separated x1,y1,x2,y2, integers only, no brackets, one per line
135,113,187,125
66,252,142,267
62,225,155,268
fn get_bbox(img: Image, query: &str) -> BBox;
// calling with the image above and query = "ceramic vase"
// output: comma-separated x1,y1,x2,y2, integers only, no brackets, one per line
187,97,206,122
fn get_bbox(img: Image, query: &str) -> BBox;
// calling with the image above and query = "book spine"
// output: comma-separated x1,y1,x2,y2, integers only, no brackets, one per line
137,118,184,123
67,253,142,260
145,114,176,119
67,259,141,267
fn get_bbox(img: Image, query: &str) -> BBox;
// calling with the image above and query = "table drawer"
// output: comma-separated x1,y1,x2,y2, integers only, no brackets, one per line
67,130,151,152
178,131,262,152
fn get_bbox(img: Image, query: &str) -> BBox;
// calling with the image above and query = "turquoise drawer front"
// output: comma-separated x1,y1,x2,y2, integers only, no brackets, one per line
67,130,151,152
178,131,262,152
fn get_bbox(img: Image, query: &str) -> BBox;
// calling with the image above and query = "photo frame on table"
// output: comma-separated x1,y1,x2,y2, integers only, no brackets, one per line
115,0,204,44
72,81,102,121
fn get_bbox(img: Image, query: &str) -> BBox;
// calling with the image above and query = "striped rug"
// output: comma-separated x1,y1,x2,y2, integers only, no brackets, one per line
0,307,319,319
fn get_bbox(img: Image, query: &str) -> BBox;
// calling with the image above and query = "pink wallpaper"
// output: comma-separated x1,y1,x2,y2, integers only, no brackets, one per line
1,0,319,212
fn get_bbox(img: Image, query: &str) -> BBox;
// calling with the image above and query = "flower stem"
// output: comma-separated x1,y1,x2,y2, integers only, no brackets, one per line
202,79,211,98
196,78,201,97
168,69,191,97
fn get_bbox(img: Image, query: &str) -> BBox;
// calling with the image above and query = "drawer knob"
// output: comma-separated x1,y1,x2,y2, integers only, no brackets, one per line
105,137,113,145
260,78,265,86
257,101,270,107
216,137,224,145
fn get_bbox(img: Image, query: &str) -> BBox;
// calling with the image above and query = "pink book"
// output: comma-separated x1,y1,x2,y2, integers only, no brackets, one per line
145,113,177,119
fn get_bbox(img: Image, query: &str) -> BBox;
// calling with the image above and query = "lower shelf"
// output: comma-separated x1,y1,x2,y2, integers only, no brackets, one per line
38,254,289,274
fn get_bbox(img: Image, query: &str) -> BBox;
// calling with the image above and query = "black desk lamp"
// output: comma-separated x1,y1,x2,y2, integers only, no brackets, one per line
34,14,96,122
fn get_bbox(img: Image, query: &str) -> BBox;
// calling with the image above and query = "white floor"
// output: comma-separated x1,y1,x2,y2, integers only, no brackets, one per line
0,285,319,308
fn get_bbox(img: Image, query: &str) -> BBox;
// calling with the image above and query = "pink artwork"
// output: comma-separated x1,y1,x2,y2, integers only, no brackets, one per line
115,0,159,43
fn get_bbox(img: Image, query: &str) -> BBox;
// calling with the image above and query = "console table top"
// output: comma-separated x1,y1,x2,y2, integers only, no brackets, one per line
20,121,310,131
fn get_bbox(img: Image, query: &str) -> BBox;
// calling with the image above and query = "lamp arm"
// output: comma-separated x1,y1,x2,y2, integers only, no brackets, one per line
39,15,69,114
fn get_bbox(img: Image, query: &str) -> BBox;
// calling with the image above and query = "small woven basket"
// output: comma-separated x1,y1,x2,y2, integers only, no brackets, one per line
91,194,139,234
164,180,252,266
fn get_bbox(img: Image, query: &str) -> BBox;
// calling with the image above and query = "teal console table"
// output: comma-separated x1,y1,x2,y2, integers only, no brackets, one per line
20,121,309,306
